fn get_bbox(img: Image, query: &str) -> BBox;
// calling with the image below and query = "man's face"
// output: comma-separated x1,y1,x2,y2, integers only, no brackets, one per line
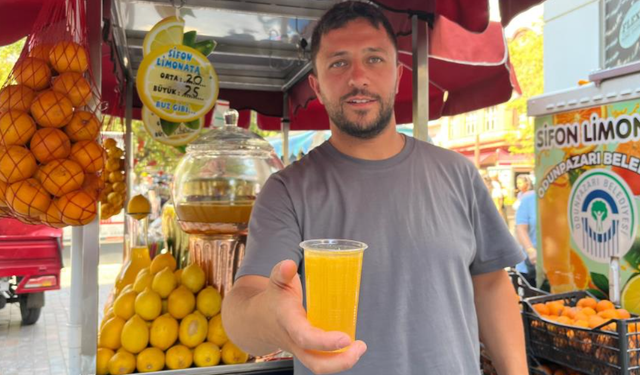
309,19,402,139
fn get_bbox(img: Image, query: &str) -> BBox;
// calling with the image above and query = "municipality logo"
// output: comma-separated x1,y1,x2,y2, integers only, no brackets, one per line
569,169,637,262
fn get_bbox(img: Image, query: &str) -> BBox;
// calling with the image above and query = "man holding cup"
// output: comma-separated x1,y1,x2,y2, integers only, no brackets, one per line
222,2,527,374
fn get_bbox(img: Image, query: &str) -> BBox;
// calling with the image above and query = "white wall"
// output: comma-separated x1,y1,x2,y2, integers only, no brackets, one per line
543,0,601,93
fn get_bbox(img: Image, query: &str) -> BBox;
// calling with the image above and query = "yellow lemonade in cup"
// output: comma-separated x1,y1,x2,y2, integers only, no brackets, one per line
301,239,367,351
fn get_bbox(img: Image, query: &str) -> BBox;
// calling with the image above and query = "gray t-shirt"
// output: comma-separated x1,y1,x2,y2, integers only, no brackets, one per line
237,136,524,374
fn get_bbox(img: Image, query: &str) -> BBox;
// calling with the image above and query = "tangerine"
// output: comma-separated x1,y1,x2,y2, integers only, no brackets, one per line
0,110,36,146
30,90,74,128
0,146,37,183
41,199,66,228
49,41,89,73
64,111,100,141
57,189,97,225
0,85,36,112
13,57,51,90
5,178,51,217
82,173,105,199
70,140,105,173
30,128,71,163
52,72,92,107
29,44,52,62
37,159,85,197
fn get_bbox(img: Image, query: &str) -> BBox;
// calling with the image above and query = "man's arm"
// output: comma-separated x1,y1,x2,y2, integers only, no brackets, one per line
222,260,367,374
515,224,536,264
473,269,527,375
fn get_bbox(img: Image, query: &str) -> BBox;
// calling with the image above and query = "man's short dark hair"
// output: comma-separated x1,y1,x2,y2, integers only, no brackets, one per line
310,1,398,73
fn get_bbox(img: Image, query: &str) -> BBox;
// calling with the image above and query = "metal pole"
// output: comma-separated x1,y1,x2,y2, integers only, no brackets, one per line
68,227,83,375
125,79,134,206
411,15,429,142
282,93,290,165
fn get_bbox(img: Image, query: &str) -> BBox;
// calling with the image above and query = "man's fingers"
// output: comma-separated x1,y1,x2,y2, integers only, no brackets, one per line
269,259,298,290
295,340,368,375
282,310,352,351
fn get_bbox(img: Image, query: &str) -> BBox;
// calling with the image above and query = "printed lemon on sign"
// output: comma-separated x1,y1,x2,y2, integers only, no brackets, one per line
622,274,640,315
142,16,185,56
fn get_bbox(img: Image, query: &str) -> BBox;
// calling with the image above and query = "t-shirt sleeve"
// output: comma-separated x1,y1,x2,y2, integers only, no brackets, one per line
235,174,303,280
515,194,532,226
468,169,525,275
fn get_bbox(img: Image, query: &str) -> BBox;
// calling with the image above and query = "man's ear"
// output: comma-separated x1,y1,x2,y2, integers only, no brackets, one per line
308,73,324,105
395,63,404,94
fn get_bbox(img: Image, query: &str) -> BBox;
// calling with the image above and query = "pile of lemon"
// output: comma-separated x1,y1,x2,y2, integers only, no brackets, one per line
97,253,248,374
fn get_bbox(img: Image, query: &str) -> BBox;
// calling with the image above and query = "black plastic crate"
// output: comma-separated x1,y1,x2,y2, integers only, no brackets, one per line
508,270,548,299
523,291,640,375
480,345,547,375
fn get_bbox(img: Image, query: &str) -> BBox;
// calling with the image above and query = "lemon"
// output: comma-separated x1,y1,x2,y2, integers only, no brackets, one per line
100,308,115,331
622,274,640,314
181,262,205,294
142,16,185,56
194,342,221,367
127,194,151,220
150,252,177,274
197,286,222,318
174,269,182,285
121,315,149,354
99,316,126,350
221,341,249,365
108,349,136,375
113,290,137,320
207,314,228,347
133,267,153,293
136,347,165,373
108,171,125,183
152,267,177,298
120,284,133,296
165,344,193,370
162,299,169,314
104,138,117,149
96,347,115,375
168,285,196,319
135,287,162,321
150,313,179,351
179,312,208,348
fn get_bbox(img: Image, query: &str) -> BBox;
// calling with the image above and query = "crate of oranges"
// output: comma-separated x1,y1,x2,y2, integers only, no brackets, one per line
523,291,640,375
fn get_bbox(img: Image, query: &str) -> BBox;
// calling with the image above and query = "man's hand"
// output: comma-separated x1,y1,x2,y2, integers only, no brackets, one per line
223,260,367,374
526,247,537,265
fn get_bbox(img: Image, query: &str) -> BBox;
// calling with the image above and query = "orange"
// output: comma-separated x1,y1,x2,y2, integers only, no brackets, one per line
582,307,597,316
0,180,7,207
0,85,36,112
0,146,37,183
577,297,597,309
49,41,89,73
588,315,607,329
617,309,631,319
82,173,105,199
0,206,12,218
13,57,52,91
57,189,97,226
597,309,619,320
70,140,105,173
546,301,564,316
5,178,51,217
52,72,92,107
41,199,66,228
0,110,36,146
64,111,100,141
30,128,71,163
533,303,550,315
30,91,74,128
37,159,85,197
596,300,616,313
29,44,52,62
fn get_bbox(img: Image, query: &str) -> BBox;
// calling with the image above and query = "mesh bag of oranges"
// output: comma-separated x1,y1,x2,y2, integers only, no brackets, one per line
0,0,106,227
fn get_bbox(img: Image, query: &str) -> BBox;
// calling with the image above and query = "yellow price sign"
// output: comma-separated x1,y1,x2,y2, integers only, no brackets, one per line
136,44,219,123
141,106,203,146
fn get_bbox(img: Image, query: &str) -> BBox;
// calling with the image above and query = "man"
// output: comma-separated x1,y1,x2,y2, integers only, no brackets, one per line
222,2,527,374
515,180,538,286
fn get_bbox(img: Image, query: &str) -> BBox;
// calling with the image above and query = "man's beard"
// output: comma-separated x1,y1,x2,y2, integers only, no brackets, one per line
323,88,395,139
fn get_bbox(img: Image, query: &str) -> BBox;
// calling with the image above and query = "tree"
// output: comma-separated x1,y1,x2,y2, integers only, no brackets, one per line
0,38,25,86
505,25,544,156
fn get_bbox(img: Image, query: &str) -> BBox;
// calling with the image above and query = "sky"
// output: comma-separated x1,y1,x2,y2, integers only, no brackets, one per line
490,0,544,37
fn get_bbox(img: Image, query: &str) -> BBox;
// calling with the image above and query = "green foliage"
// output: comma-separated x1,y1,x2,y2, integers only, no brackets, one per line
248,111,279,139
132,119,184,177
505,26,544,157
0,38,26,86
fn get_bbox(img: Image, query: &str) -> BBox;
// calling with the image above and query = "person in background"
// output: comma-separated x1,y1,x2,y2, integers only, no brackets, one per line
513,175,532,211
515,176,537,286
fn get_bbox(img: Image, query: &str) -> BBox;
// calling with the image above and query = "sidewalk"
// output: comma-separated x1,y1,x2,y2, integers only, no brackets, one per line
0,264,121,375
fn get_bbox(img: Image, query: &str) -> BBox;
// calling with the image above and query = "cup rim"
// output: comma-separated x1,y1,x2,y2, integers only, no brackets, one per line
299,239,368,252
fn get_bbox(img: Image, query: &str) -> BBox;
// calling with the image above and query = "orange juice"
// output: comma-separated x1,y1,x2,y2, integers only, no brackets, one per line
302,240,367,347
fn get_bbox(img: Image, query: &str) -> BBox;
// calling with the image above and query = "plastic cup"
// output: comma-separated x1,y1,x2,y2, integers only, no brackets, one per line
300,239,367,349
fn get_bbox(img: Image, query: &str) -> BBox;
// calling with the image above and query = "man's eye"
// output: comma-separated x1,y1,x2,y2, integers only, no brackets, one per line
369,56,383,63
330,61,346,68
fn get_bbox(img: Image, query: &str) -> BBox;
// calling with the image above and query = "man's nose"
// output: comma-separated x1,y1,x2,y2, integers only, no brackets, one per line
348,61,369,88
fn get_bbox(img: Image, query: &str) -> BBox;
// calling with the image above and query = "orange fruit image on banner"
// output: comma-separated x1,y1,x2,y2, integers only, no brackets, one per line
57,189,97,225
0,146,37,183
37,159,85,197
0,110,36,146
82,173,105,200
64,111,100,142
30,128,71,163
612,141,640,195
553,107,603,157
70,140,105,173
49,41,89,74
13,57,51,91
52,72,92,107
570,249,590,290
30,90,74,128
29,44,52,62
0,85,36,112
6,178,51,217
41,199,66,228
